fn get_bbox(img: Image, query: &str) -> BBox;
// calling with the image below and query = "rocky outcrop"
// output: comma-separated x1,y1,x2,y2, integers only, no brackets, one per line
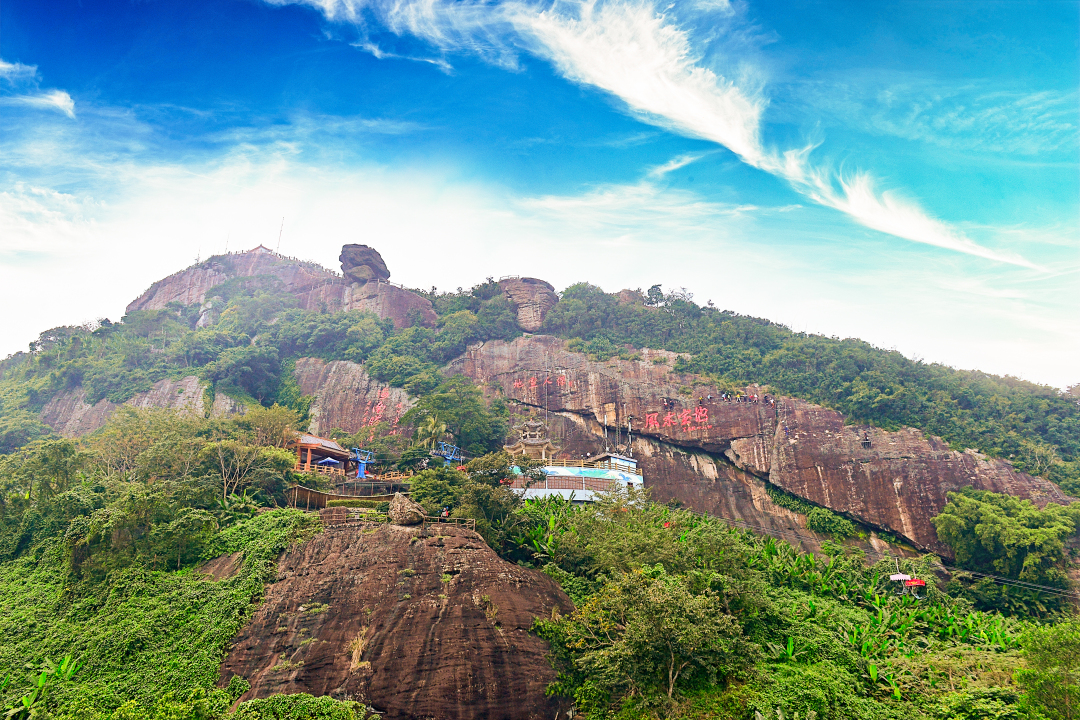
220,523,571,720
348,282,436,329
340,245,390,286
498,277,558,332
447,336,1072,555
387,493,425,525
39,376,244,437
294,281,437,329
293,358,414,436
40,357,409,439
520,403,864,554
127,250,338,314
127,247,436,330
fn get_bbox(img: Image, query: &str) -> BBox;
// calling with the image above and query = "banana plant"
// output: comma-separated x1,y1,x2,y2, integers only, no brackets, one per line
3,655,79,720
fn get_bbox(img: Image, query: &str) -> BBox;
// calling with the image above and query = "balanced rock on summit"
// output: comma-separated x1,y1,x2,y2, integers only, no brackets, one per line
339,244,391,286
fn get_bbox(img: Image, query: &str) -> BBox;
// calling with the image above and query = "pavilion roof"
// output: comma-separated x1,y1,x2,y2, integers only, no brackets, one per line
296,434,350,459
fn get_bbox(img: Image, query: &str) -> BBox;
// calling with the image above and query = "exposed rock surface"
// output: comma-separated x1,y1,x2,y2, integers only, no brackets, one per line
127,251,338,314
447,336,1072,555
522,404,861,554
387,493,425,525
294,358,414,436
339,245,391,286
220,523,571,720
498,277,559,332
294,280,437,329
39,376,244,437
127,247,435,329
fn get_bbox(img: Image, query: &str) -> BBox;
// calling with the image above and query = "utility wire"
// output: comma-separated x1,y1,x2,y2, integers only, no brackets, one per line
682,510,1080,599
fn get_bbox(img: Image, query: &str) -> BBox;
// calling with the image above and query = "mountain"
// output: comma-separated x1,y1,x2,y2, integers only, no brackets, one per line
2,243,1078,720
9,243,1073,557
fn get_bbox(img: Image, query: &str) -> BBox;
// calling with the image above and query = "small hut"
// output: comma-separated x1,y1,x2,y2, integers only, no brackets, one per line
292,433,354,477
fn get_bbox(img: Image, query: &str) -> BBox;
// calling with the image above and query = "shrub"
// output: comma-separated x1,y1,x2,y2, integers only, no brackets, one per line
806,507,856,538
233,693,372,719
326,499,383,509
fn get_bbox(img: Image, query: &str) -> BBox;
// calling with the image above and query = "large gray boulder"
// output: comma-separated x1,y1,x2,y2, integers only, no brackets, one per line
387,492,426,526
340,244,391,286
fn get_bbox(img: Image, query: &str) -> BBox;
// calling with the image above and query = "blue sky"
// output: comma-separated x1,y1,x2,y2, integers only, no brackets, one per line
1,0,1077,387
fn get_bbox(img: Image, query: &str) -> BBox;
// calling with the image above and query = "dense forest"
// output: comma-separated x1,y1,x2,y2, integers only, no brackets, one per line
0,259,1078,718
1,270,1076,491
1,421,1077,718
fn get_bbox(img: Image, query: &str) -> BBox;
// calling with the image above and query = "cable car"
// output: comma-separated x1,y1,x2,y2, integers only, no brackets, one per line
904,577,927,599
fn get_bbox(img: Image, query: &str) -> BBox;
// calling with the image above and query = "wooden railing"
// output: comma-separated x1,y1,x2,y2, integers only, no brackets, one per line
294,462,345,477
506,477,621,492
541,459,642,476
288,485,398,511
321,510,389,527
332,481,411,497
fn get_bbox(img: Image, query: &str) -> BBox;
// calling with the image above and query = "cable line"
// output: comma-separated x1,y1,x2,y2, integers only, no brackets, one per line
680,509,1080,599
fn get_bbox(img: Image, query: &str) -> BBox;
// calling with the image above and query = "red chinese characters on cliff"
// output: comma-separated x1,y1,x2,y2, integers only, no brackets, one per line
644,406,711,433
363,387,395,427
511,374,573,393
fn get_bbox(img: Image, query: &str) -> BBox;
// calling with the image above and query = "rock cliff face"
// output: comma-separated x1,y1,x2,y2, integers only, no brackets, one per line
126,248,436,330
293,281,437,329
447,336,1071,555
498,277,559,332
127,250,338,314
294,358,414,436
39,358,409,439
220,522,571,720
39,376,244,437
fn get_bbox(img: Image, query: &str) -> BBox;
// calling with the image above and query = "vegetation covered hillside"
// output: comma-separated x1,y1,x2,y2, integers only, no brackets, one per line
2,412,1076,720
0,257,1077,718
0,266,1075,493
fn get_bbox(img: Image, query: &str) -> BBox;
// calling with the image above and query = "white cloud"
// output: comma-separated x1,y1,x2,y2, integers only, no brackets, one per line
0,56,76,118
646,152,707,178
3,90,77,118
523,1,767,163
0,60,37,82
772,159,1042,268
267,0,522,68
2,139,1074,386
264,0,1041,268
513,1,1038,267
785,75,1079,155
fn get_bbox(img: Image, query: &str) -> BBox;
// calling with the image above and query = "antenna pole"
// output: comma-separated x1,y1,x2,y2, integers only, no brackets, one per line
276,217,284,253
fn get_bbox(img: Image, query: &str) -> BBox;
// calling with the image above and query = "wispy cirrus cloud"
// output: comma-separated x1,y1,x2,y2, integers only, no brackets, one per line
783,74,1078,156
515,0,1039,268
2,89,76,118
266,0,1041,268
0,58,77,118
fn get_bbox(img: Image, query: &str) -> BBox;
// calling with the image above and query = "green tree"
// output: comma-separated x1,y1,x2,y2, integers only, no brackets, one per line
408,465,468,515
202,345,281,403
464,450,544,488
396,445,432,472
408,375,508,457
932,488,1080,587
240,404,301,448
1015,620,1080,720
536,564,757,711
416,414,447,450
